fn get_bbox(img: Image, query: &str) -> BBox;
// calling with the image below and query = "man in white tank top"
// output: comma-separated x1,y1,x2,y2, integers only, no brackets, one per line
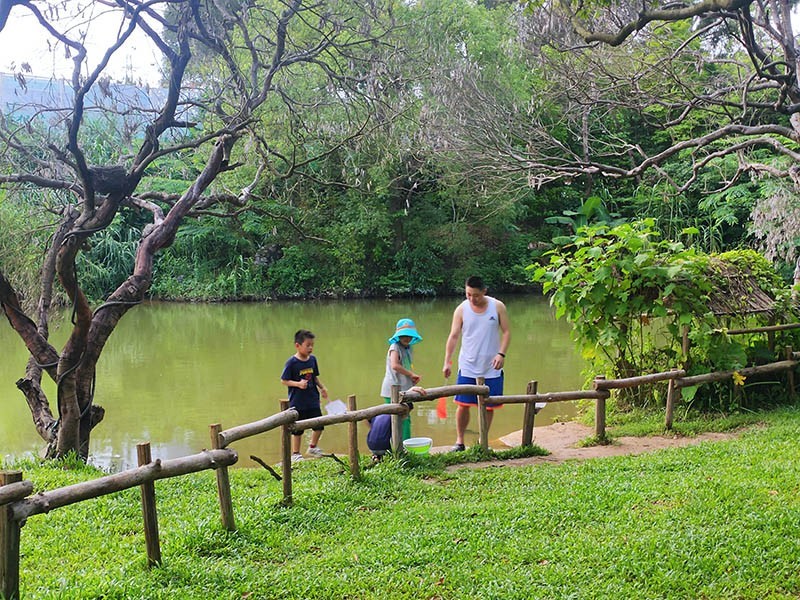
442,276,510,451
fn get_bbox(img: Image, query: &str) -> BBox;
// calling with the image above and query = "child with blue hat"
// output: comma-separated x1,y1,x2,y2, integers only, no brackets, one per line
380,318,422,440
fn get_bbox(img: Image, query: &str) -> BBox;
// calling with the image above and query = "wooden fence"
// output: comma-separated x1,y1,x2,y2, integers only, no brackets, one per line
2,343,798,599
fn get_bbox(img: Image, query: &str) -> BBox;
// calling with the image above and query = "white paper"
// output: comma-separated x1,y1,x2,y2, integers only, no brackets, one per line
325,399,347,415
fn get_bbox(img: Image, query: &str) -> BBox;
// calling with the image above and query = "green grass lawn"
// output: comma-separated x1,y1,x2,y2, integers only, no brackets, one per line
5,405,800,599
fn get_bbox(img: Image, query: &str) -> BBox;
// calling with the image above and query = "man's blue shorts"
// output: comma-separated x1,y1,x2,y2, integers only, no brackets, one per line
454,371,504,410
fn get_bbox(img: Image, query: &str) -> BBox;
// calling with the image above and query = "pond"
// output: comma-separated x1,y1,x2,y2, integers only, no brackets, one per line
1,296,587,470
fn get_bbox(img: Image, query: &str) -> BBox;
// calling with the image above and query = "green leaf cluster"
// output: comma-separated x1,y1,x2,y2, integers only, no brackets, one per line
532,220,798,410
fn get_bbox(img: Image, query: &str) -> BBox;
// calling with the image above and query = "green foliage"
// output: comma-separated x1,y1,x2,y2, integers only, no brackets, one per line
587,146,760,258
148,144,539,300
265,245,340,298
77,215,141,302
0,193,53,308
545,195,621,232
532,219,707,375
144,0,546,301
151,218,271,301
532,220,798,411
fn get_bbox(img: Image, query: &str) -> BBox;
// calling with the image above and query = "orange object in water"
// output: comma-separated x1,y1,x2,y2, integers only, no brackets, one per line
436,396,448,420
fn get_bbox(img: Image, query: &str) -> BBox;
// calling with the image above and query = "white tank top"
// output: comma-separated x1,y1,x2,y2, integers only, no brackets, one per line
458,297,501,378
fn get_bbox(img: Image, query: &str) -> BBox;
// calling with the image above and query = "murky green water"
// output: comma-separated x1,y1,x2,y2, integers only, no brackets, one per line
1,296,586,469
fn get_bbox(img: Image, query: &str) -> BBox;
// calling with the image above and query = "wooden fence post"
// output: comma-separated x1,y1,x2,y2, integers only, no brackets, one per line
280,400,293,507
594,376,607,441
391,385,403,454
347,395,360,480
136,443,162,567
786,346,796,399
665,377,677,431
1,470,23,600
209,424,235,531
477,377,489,451
521,380,538,447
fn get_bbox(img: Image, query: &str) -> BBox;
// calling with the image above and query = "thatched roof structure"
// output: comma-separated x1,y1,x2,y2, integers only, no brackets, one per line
705,259,785,318
707,276,777,317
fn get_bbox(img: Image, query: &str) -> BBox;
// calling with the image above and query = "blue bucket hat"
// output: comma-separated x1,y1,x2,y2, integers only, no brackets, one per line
388,318,422,345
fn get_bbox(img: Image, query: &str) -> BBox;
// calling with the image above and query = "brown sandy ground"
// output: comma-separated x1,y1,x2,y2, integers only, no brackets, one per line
430,421,740,470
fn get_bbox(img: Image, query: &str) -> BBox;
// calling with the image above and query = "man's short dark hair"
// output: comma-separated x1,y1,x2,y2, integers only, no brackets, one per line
294,329,315,344
466,275,485,290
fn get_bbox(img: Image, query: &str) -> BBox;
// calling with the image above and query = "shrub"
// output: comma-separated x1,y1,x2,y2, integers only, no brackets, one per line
532,219,799,411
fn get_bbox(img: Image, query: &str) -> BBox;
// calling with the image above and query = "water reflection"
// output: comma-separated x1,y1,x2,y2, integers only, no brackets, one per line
1,296,586,470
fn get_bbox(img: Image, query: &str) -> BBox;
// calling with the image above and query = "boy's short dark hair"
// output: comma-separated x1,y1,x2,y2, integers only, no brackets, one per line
294,329,315,345
466,275,485,290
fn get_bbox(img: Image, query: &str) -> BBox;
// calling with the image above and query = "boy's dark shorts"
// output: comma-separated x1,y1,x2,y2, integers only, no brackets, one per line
292,406,324,436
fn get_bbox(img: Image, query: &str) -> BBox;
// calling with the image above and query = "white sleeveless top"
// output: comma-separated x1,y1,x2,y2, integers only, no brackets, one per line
458,297,501,378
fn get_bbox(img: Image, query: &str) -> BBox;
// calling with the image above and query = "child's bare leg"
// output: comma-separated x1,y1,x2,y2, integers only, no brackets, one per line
310,429,323,447
292,434,301,454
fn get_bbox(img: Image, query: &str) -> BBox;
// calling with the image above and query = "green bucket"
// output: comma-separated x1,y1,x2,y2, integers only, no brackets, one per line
403,437,432,455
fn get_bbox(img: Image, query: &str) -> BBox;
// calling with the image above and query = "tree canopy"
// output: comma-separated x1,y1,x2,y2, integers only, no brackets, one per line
540,0,800,277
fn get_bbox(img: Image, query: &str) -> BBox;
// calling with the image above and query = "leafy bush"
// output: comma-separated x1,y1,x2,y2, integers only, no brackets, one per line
533,219,799,411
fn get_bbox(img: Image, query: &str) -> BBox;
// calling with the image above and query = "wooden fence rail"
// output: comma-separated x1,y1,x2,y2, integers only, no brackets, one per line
673,360,797,388
0,481,32,506
292,402,409,432
488,389,610,403
724,323,800,335
10,448,237,523
400,384,489,401
217,409,298,448
593,370,686,390
401,383,610,447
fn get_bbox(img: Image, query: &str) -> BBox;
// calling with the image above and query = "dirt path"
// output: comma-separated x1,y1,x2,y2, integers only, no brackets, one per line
431,421,741,469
